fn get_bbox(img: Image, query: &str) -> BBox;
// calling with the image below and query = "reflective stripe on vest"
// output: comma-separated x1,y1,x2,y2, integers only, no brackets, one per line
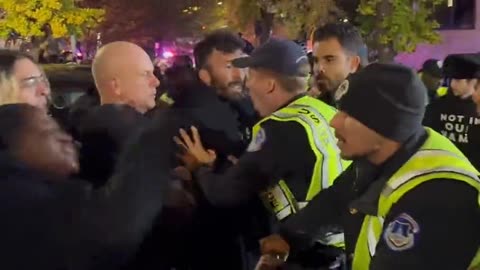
273,105,343,194
253,96,347,221
352,128,480,270
470,252,480,270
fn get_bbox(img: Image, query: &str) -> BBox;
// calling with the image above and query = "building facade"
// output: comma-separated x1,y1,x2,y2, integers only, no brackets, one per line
396,0,478,69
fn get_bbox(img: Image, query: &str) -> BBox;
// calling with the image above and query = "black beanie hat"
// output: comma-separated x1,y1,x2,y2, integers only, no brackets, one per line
336,63,426,143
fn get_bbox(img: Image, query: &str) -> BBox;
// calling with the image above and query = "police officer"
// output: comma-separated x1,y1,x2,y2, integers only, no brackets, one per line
423,53,480,169
176,39,349,250
260,63,480,270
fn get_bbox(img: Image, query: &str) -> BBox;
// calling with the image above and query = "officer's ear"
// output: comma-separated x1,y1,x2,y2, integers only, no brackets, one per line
199,68,212,86
266,75,276,94
349,55,361,73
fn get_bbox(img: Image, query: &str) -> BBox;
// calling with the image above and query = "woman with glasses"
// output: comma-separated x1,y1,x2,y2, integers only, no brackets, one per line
0,49,50,111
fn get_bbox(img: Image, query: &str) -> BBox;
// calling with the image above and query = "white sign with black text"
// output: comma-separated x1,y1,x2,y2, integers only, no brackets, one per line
439,114,480,143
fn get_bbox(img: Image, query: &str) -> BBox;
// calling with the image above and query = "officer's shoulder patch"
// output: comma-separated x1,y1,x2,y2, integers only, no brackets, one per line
383,213,420,252
334,80,349,101
247,127,266,152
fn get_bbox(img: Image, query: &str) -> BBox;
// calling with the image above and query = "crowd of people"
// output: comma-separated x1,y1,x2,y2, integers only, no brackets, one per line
0,22,479,270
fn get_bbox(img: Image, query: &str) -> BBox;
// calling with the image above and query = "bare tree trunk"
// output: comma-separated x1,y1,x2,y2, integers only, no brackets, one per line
255,9,274,45
377,45,396,63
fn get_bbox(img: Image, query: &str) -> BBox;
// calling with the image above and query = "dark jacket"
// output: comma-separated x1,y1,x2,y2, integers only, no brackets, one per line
172,84,246,161
68,90,100,136
0,117,175,270
74,104,148,187
279,129,480,270
127,84,262,270
222,96,259,146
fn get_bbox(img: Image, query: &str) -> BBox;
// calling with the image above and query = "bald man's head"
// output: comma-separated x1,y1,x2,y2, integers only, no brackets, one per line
92,41,160,113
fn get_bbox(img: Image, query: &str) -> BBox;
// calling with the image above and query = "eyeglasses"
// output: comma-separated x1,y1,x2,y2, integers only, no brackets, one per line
19,75,50,90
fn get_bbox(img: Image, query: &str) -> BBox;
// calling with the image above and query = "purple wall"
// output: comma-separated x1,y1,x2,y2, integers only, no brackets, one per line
395,3,480,69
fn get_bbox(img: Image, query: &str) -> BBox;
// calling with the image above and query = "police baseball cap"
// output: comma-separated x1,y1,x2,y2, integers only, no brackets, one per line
442,53,480,79
232,38,309,77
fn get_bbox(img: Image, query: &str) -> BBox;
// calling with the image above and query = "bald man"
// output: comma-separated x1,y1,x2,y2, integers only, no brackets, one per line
92,41,160,114
72,42,157,186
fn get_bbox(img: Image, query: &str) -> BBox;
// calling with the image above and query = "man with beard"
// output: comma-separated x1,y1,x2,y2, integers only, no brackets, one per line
194,30,259,144
144,30,261,270
312,22,367,106
177,39,349,268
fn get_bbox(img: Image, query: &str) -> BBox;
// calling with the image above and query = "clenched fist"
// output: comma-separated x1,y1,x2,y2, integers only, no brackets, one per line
260,234,290,261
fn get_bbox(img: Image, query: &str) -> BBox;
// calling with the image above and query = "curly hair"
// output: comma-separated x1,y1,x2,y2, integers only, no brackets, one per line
193,30,245,69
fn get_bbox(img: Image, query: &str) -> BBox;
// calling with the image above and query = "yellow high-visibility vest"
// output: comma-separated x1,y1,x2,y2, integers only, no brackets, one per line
352,128,480,269
252,95,350,247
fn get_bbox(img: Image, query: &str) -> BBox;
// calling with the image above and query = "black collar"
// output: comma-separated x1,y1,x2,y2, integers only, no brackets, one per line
349,128,428,215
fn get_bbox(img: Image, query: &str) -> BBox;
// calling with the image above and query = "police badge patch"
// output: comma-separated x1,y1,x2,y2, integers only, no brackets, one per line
383,213,420,251
247,128,266,152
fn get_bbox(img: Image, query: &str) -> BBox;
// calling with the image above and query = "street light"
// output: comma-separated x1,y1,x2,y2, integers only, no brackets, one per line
217,1,223,5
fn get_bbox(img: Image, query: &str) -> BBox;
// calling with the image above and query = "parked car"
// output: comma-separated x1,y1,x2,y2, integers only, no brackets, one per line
42,64,99,131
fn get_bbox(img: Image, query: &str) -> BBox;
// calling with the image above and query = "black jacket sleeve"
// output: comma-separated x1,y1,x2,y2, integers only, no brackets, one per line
370,179,480,270
196,120,312,206
278,165,353,249
60,116,176,267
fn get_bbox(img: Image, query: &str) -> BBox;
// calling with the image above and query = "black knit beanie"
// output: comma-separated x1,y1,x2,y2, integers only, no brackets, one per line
336,63,426,143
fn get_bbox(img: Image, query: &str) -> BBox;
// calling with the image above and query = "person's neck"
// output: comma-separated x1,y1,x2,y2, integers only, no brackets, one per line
268,90,305,114
366,141,401,165
100,96,123,106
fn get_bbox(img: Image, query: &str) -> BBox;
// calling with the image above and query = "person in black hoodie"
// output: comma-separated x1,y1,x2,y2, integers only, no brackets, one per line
128,64,259,270
194,30,259,144
0,103,174,270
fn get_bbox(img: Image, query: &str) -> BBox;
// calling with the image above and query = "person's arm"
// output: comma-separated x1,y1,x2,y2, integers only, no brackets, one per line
194,120,294,206
57,115,178,266
277,165,354,249
370,179,480,270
